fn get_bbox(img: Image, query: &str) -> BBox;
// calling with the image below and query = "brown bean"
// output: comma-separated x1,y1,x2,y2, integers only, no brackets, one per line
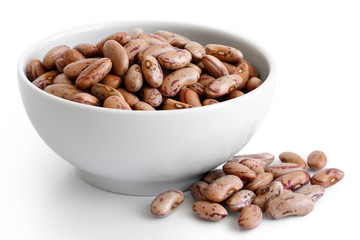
134,33,169,45
307,150,327,170
103,40,129,76
233,60,250,90
245,173,273,191
100,74,122,89
178,88,202,107
237,158,266,174
97,31,132,52
141,55,163,87
62,49,85,66
134,101,156,111
32,71,58,90
238,205,262,229
90,83,123,102
117,88,140,108
226,90,245,100
103,95,131,110
162,98,193,110
202,99,219,106
246,77,262,92
190,181,209,201
296,185,325,202
26,59,46,82
222,61,237,74
140,86,163,107
253,181,283,211
158,49,192,70
75,58,112,89
150,190,184,217
202,169,225,184
53,73,73,85
123,39,149,65
201,55,229,78
55,58,66,72
279,151,307,169
42,45,70,69
205,44,243,63
73,92,100,106
184,41,206,61
168,37,191,48
44,84,85,100
244,59,259,78
265,193,314,219
63,58,99,79
274,170,311,191
204,74,243,98
310,168,344,187
160,68,200,97
137,44,174,62
265,163,304,178
205,175,243,202
225,190,256,212
192,201,227,221
230,153,275,165
73,43,100,58
124,64,143,92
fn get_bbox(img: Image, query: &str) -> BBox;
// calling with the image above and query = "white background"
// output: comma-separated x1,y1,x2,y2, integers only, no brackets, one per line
1,0,359,239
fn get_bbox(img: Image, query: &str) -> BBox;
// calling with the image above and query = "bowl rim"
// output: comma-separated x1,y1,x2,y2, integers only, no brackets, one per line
17,21,276,116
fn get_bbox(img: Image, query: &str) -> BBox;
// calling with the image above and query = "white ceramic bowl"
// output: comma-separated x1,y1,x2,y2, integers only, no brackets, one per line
17,22,275,195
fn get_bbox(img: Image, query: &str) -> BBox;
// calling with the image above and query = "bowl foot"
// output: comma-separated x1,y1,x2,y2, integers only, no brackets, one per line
76,168,202,196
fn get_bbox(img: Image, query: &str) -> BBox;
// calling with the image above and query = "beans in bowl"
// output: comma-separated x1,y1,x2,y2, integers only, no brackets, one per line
26,29,263,110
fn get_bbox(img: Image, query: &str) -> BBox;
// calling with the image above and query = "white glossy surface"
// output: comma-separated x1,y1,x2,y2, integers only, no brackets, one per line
17,22,275,195
2,1,359,240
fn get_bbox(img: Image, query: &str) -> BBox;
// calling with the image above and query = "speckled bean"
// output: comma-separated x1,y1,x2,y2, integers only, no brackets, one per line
234,60,250,90
159,68,200,97
140,86,163,107
202,98,219,105
73,43,100,58
188,82,205,95
123,39,149,65
168,36,191,48
96,31,132,52
198,73,215,87
44,84,85,100
265,163,304,178
184,41,206,61
134,33,169,45
202,169,225,184
265,193,314,219
296,185,324,201
103,40,129,76
103,95,131,110
75,58,112,89
223,161,256,182
42,45,70,69
53,73,73,85
131,28,143,38
162,98,193,110
158,49,192,70
222,62,237,74
185,63,202,74
192,201,228,221
26,59,46,82
245,173,274,191
190,181,209,201
90,83,123,102
73,92,100,106
134,101,156,111
225,190,256,212
32,71,58,90
204,74,243,98
63,58,99,79
307,150,327,170
150,190,184,217
274,170,311,191
253,181,283,211
279,151,306,169
310,168,344,187
205,175,243,202
62,49,85,66
141,55,163,87
205,44,243,63
124,64,143,92
237,158,266,174
238,204,262,229
178,88,202,107
137,44,174,62
201,55,229,78
231,153,275,165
